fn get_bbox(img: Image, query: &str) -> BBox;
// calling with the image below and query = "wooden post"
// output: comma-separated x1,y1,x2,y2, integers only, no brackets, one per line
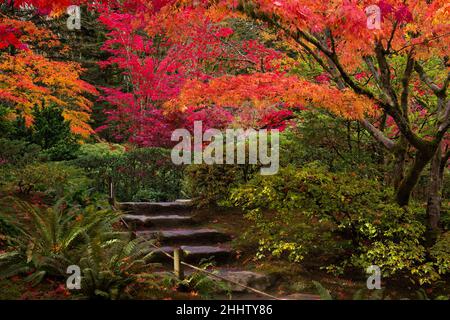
108,176,115,206
173,247,184,280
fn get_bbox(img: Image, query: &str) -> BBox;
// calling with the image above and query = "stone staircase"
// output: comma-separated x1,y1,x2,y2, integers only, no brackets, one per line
120,200,234,264
119,200,320,299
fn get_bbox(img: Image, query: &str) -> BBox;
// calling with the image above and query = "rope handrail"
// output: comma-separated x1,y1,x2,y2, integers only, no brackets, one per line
114,203,282,300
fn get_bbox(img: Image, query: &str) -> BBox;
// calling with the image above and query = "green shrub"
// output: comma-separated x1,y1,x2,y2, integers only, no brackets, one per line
227,164,446,284
0,199,156,298
0,200,121,285
183,138,262,207
29,105,80,161
79,236,155,300
0,138,41,167
279,112,384,177
9,105,80,161
184,163,258,207
78,142,126,159
76,146,183,202
6,162,91,200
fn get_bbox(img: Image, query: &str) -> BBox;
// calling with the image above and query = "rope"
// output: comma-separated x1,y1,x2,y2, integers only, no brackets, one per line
111,196,281,300
147,241,282,300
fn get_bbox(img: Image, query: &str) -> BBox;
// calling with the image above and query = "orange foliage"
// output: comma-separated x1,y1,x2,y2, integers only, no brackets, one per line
166,72,374,119
250,0,449,69
0,19,97,136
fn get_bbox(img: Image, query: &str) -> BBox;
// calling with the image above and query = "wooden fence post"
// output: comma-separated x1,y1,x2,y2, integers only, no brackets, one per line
173,247,184,280
108,176,115,206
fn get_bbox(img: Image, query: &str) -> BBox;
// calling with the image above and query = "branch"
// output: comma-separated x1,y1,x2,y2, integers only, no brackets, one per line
441,149,450,173
236,2,429,153
360,118,396,151
415,63,443,95
385,21,398,53
437,100,450,138
400,52,415,116
374,42,398,107
364,56,395,104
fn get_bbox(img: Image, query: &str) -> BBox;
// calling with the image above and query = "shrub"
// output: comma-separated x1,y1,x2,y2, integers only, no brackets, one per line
79,237,155,300
77,142,126,160
184,163,258,207
227,164,447,284
0,138,41,167
76,146,183,202
183,138,261,207
6,162,91,200
0,199,156,298
278,112,384,177
11,105,81,161
0,200,120,285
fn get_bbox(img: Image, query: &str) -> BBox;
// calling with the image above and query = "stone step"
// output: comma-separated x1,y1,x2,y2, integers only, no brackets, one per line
119,200,193,215
210,270,273,293
152,269,274,295
137,228,231,245
123,214,196,229
149,245,234,264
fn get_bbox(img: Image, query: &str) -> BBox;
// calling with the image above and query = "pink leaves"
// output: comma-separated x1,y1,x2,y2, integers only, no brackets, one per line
378,0,394,17
96,0,289,147
259,109,294,130
0,24,23,50
395,5,413,23
215,27,234,38
315,73,331,84
378,1,413,23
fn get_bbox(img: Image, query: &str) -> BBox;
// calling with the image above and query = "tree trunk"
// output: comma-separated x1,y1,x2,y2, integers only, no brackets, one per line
392,139,408,190
426,144,442,232
396,151,431,206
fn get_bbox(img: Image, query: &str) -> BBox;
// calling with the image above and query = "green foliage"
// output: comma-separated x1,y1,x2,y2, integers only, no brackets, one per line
79,236,155,300
428,232,450,276
76,146,183,202
184,139,262,207
227,164,446,284
5,162,91,200
0,199,156,299
78,142,126,159
162,260,231,299
279,112,383,177
0,200,120,285
11,105,80,161
184,163,258,207
0,104,15,138
30,105,73,149
0,214,20,248
312,281,332,300
0,138,41,167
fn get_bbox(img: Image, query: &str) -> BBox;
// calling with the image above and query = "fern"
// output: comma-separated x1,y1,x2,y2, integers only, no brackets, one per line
0,199,121,285
312,281,333,300
78,236,156,299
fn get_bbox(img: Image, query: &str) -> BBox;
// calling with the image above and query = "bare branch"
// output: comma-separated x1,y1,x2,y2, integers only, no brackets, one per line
415,63,443,95
360,118,396,151
400,52,415,115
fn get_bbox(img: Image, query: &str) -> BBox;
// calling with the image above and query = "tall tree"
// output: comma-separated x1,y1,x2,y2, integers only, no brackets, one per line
161,0,449,230
0,1,96,136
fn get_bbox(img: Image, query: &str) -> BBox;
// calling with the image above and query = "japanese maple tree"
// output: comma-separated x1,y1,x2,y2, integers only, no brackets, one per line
161,0,449,229
0,2,97,136
96,0,284,146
